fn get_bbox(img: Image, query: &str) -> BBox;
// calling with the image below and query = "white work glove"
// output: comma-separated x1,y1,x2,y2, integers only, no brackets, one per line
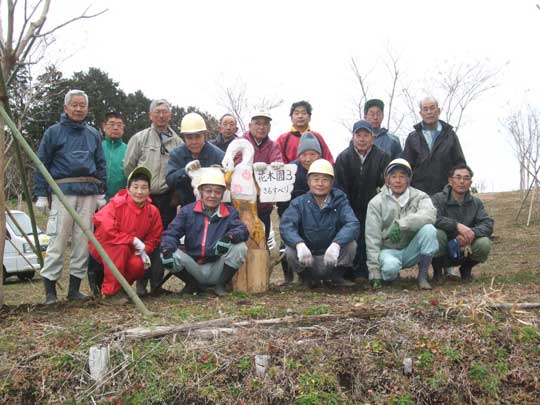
133,237,145,255
270,161,284,170
141,252,151,270
253,162,268,172
185,159,201,173
36,197,49,215
296,242,313,267
96,194,107,209
324,242,341,268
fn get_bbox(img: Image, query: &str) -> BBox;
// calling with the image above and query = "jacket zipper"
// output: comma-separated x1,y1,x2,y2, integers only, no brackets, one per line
199,216,209,263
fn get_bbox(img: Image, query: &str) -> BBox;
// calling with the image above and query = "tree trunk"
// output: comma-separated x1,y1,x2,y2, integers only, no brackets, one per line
0,115,6,306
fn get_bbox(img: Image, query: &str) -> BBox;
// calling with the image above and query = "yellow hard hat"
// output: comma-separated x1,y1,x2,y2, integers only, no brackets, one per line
180,112,207,134
308,159,334,177
385,158,412,178
198,169,226,188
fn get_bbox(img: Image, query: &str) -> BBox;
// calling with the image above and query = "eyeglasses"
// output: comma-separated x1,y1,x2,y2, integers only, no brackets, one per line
106,122,124,128
451,175,472,182
152,109,171,116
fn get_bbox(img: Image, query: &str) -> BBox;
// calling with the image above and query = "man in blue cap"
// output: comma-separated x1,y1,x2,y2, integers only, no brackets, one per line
335,119,391,280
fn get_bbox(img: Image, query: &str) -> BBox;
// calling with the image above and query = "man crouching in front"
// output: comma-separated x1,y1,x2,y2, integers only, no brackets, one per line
160,170,248,296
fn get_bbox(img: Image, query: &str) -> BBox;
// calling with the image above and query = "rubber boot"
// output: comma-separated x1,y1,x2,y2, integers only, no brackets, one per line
281,255,294,285
43,277,57,305
87,254,103,297
417,255,432,290
176,270,201,296
431,257,445,283
67,275,90,301
136,278,148,297
331,266,355,287
299,268,319,289
459,258,478,281
209,264,239,297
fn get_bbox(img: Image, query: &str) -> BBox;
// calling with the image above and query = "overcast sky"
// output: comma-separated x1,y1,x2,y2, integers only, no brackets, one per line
38,0,540,191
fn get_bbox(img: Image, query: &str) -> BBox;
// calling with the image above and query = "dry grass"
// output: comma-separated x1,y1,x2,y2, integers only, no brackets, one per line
1,191,540,404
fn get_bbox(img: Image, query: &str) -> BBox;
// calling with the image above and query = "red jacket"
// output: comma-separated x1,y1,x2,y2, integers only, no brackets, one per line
276,129,334,164
90,189,163,257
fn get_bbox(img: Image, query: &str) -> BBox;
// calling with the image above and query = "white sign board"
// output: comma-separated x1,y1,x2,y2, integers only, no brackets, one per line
254,164,297,203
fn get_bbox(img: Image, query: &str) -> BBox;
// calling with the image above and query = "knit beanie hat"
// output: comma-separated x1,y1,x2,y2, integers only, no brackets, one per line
297,132,322,157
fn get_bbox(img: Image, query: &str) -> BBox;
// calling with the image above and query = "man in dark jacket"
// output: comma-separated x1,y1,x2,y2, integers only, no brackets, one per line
160,170,248,296
280,159,360,287
277,132,322,285
335,120,391,280
402,97,466,195
34,89,107,305
210,114,238,152
167,112,225,206
431,164,493,281
364,99,402,159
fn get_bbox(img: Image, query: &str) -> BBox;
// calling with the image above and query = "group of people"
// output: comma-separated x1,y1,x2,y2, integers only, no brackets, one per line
33,89,494,305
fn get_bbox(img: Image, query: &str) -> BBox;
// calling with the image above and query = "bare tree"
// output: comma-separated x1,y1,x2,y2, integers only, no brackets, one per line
350,49,408,137
505,106,540,198
219,79,283,133
435,61,500,133
0,0,106,305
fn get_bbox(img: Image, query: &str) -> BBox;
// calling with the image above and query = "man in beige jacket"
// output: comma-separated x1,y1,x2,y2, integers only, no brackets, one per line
124,99,183,295
365,159,438,290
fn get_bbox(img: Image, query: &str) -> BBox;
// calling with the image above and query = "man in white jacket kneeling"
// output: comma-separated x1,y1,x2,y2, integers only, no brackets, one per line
365,158,438,290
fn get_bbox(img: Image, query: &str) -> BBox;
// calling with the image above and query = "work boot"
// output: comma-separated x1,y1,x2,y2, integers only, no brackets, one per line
67,275,90,301
330,267,355,287
208,264,238,297
417,255,432,290
431,257,445,283
43,277,57,305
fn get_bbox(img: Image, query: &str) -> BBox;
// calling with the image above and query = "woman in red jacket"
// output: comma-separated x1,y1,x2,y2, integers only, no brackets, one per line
89,167,163,296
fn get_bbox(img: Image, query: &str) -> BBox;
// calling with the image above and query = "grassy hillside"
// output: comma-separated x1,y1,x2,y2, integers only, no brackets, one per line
1,191,540,404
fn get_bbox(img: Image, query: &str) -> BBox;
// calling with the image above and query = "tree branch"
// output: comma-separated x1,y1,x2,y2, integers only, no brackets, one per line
35,6,107,38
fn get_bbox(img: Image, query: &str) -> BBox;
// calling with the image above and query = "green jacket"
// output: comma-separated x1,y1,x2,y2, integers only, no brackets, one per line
431,184,494,239
365,185,436,279
103,137,127,200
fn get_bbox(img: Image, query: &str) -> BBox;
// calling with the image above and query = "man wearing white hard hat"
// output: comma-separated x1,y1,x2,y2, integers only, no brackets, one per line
280,159,359,287
167,112,225,206
365,158,438,290
160,170,249,296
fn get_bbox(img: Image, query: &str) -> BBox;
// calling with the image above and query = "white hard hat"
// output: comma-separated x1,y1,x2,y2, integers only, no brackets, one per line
385,158,412,178
308,159,334,177
180,112,207,134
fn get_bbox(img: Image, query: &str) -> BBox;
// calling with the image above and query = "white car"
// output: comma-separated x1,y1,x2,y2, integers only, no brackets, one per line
3,210,49,283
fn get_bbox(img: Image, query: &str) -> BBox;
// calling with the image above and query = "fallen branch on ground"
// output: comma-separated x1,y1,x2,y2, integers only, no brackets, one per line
114,310,387,341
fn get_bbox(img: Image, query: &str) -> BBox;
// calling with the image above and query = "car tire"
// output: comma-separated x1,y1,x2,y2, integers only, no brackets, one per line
2,267,7,285
17,271,35,281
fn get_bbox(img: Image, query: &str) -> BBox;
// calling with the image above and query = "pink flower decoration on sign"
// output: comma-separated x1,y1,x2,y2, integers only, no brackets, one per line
242,170,252,180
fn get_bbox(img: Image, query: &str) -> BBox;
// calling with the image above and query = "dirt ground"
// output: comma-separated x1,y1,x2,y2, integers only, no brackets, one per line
1,191,540,404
